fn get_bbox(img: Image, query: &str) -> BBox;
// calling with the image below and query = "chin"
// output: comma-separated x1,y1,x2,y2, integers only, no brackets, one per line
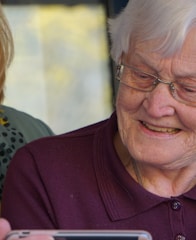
129,145,180,166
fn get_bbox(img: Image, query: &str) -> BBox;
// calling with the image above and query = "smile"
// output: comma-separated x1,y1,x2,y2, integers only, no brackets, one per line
142,121,180,134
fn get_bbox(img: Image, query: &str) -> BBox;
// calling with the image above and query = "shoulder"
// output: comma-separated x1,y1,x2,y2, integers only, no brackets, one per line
16,113,116,161
26,111,116,147
8,118,108,175
1,105,45,123
7,112,117,181
27,117,109,150
0,105,54,138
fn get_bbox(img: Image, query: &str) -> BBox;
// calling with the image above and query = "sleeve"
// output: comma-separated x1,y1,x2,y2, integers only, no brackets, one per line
1,146,57,229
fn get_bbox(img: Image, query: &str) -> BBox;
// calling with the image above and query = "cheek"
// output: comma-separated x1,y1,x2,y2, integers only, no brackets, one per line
173,106,196,151
115,86,142,145
177,106,196,132
116,85,144,112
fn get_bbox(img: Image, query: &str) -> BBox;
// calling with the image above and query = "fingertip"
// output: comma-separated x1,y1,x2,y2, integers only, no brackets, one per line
0,218,11,239
0,218,11,230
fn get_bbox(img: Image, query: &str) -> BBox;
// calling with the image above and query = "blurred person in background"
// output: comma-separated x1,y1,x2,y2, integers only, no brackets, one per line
0,3,54,200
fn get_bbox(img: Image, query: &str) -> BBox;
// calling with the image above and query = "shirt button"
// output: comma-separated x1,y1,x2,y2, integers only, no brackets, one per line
175,234,186,240
171,200,181,210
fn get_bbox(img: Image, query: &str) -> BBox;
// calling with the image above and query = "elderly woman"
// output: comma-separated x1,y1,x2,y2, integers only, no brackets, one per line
2,0,196,239
0,4,54,200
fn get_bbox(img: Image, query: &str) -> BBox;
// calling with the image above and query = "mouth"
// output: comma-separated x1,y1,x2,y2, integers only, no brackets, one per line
141,121,181,134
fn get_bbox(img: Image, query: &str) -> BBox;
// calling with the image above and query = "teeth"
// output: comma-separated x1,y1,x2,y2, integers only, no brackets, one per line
142,122,180,133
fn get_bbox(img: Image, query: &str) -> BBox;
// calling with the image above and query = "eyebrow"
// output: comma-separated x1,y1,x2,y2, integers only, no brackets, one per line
129,52,158,70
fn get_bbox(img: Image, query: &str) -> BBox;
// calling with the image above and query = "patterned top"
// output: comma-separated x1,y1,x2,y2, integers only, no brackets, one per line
0,105,54,199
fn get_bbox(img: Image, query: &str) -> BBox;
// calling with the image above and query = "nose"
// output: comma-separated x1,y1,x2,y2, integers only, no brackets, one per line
143,82,176,118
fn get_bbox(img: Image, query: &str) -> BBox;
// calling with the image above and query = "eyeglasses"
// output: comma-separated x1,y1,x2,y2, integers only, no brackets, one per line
116,63,196,107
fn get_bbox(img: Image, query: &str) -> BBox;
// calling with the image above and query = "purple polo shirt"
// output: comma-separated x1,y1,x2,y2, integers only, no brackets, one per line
2,112,196,240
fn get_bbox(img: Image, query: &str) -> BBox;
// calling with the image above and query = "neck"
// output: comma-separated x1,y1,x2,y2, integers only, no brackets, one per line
114,132,196,198
129,161,196,197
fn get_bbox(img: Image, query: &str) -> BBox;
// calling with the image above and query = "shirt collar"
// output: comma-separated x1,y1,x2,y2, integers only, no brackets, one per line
93,112,196,221
94,113,165,221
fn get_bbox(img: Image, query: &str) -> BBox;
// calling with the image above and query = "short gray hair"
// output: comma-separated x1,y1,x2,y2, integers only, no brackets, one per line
109,0,196,63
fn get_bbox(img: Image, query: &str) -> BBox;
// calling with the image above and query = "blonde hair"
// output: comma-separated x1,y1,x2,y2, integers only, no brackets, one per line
0,4,14,102
109,0,196,63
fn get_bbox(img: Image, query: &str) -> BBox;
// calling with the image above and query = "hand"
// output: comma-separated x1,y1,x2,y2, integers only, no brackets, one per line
0,218,11,240
0,218,54,240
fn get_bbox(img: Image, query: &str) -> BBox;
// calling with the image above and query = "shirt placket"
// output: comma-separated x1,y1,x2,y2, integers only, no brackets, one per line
169,198,186,240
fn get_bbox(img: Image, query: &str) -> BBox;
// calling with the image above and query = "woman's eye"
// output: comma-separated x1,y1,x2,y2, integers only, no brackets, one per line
179,84,196,93
183,87,196,93
139,74,149,79
134,71,153,81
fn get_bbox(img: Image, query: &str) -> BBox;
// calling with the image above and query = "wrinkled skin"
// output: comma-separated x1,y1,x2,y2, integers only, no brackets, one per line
114,28,196,197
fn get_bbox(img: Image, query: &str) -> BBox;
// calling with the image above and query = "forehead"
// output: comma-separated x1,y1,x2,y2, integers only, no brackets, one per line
126,28,196,74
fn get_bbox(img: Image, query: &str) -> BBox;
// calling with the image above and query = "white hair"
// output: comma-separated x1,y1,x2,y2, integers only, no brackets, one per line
109,0,196,63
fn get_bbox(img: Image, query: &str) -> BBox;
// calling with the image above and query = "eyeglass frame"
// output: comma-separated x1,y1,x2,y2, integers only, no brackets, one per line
116,63,196,107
